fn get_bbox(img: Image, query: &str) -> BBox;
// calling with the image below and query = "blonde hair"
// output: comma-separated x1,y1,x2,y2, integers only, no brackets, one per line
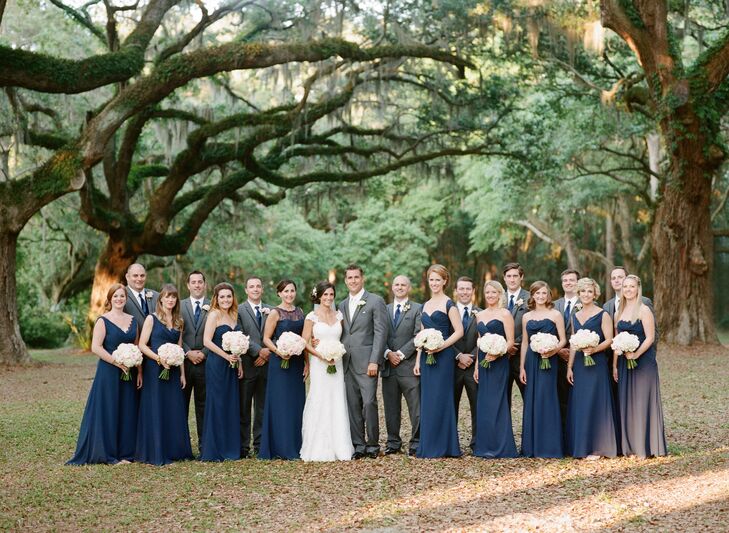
617,275,643,323
527,281,554,310
483,280,506,309
426,264,450,286
576,277,601,300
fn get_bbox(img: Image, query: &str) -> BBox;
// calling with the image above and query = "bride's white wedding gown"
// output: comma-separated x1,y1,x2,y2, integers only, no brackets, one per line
300,311,354,461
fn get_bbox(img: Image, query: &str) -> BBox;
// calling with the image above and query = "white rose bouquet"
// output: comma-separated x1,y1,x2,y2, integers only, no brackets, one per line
316,338,346,374
477,333,508,369
112,343,143,381
222,330,250,368
414,328,445,365
529,332,560,370
157,343,185,380
569,329,601,367
276,332,306,369
611,332,641,369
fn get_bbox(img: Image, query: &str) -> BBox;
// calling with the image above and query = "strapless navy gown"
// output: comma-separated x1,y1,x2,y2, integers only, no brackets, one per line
473,319,517,459
259,308,306,460
68,316,139,465
135,315,193,465
616,319,667,457
566,311,618,457
200,324,242,461
417,300,461,458
522,319,563,458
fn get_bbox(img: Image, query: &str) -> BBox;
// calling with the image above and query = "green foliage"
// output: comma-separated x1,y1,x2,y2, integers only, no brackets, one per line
19,308,70,348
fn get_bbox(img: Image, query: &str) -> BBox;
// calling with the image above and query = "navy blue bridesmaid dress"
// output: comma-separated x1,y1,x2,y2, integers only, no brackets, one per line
521,318,563,458
68,316,139,465
616,319,667,457
200,324,242,461
473,319,518,459
417,300,461,458
565,311,618,458
135,315,193,465
259,307,306,460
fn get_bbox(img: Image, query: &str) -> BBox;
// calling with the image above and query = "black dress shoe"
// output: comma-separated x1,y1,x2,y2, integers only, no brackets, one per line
384,447,401,455
352,451,365,460
365,450,379,459
408,449,418,457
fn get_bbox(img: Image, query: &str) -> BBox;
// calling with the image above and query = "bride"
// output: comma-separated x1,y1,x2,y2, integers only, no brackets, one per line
300,281,354,461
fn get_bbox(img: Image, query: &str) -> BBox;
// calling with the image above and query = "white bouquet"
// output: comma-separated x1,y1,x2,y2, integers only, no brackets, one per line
477,333,508,369
316,339,346,374
222,330,250,368
276,331,306,369
529,332,560,370
611,331,641,369
414,328,445,365
157,343,185,380
569,329,600,367
112,343,143,381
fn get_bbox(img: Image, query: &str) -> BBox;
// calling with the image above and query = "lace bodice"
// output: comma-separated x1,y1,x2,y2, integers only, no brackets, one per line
306,310,343,342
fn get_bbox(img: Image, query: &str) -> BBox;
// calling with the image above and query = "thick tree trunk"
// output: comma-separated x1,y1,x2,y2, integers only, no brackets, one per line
0,230,30,364
652,141,718,345
88,238,137,324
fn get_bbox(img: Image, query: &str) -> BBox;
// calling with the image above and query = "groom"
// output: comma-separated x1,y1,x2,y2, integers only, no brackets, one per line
339,264,388,459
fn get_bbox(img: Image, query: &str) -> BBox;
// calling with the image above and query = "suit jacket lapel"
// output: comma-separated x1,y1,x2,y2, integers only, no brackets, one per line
128,287,144,314
351,291,368,325
243,302,258,329
182,298,193,328
342,297,352,327
194,298,210,334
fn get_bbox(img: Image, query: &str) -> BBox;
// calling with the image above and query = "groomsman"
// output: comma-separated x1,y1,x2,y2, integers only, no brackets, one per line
503,262,529,404
123,263,159,333
382,275,422,457
181,270,209,453
339,264,388,459
603,266,655,320
453,276,480,452
553,269,580,436
237,276,271,457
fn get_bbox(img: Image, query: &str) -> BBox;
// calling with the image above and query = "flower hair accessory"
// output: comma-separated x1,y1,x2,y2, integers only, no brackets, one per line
311,287,317,298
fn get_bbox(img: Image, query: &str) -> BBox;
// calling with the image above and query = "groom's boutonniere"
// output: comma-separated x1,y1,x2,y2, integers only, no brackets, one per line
202,304,210,312
145,290,154,300
357,300,367,308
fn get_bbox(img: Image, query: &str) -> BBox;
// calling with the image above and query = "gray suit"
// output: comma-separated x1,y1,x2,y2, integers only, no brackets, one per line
453,305,480,450
237,301,271,456
553,296,580,436
381,301,422,453
507,288,530,403
124,287,159,334
339,290,388,455
180,297,209,450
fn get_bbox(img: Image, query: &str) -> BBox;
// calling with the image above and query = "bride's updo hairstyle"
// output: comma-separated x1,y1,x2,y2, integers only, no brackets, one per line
310,281,335,304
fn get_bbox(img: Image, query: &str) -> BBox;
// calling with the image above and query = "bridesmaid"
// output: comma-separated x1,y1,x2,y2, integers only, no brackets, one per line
200,282,243,461
614,275,667,457
472,281,518,459
68,283,140,465
414,264,464,458
258,280,307,460
519,281,566,458
135,284,193,465
565,278,618,459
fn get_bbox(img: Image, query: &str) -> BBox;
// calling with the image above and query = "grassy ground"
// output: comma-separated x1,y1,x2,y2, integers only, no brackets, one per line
1,344,728,532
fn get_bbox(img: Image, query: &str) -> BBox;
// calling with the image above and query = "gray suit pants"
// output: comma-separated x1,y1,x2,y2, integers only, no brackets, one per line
345,369,380,454
382,371,420,452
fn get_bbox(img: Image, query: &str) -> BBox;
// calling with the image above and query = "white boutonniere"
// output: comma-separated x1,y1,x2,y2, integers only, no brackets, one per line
357,300,367,307
515,298,524,307
145,290,153,300
261,307,271,315
574,302,583,311
201,304,210,312
402,303,411,313
470,309,478,317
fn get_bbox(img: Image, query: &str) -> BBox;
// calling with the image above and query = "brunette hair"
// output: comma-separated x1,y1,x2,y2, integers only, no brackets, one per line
344,263,364,275
155,284,184,330
611,265,629,276
310,281,336,304
276,279,297,293
560,269,580,280
456,276,474,287
187,270,206,282
211,282,238,320
502,262,524,277
427,264,450,286
483,280,506,309
527,280,554,310
245,275,263,286
104,283,126,311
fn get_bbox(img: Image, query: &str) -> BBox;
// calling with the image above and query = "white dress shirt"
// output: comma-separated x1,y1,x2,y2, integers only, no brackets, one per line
390,298,409,360
348,288,365,319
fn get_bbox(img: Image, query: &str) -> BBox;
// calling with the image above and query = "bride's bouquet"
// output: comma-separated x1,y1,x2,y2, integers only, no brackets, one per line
477,333,508,369
157,343,185,380
276,331,306,369
529,332,560,370
316,338,346,374
611,332,641,369
111,343,143,381
569,329,601,367
222,331,250,368
414,328,445,365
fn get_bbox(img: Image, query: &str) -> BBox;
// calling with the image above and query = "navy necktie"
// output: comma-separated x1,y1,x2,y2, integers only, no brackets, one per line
462,306,469,330
194,301,201,326
255,305,262,330
394,303,402,325
564,300,572,327
139,293,148,316
508,295,515,312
